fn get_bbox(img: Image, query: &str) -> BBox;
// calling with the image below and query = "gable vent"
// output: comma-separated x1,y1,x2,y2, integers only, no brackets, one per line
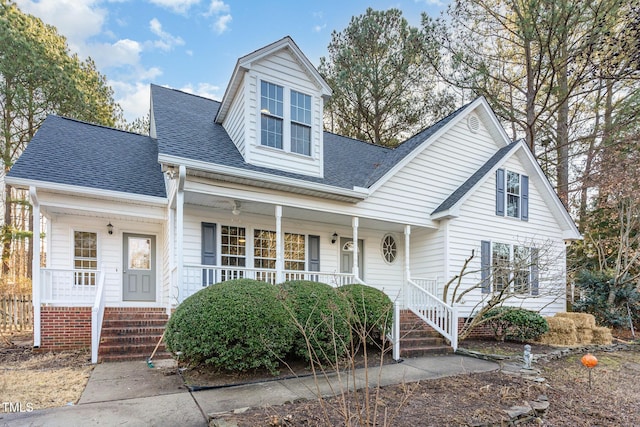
467,114,480,133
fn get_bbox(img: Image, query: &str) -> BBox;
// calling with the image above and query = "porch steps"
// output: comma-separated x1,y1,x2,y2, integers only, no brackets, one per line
98,308,172,363
399,310,453,358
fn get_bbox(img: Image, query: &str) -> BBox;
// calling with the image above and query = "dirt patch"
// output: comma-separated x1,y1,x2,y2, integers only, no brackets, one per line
182,344,395,389
211,338,640,426
0,331,93,411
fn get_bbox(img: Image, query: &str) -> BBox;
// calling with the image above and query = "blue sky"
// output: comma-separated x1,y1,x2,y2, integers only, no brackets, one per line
14,0,447,122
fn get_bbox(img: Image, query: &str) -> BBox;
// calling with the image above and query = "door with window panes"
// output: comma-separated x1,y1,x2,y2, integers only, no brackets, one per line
123,233,156,301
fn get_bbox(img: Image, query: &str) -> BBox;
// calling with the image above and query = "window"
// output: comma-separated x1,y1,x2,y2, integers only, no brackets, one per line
74,231,97,286
491,243,510,292
496,169,529,220
481,240,538,295
506,171,520,218
290,90,311,155
260,81,283,149
221,226,246,281
260,80,313,156
254,229,276,269
254,230,306,271
381,234,397,264
284,233,305,270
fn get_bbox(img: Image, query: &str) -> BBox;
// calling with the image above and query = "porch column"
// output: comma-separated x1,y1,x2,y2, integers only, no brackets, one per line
30,186,41,348
404,225,411,308
176,166,186,300
352,216,359,280
275,205,284,283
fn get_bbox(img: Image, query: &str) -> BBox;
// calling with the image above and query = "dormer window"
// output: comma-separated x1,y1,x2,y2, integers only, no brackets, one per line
291,90,311,155
260,81,284,149
260,80,312,157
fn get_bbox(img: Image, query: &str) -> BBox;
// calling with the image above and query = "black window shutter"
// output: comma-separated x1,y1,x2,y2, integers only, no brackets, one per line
308,235,320,272
521,175,529,221
481,240,491,293
531,247,539,295
496,169,505,216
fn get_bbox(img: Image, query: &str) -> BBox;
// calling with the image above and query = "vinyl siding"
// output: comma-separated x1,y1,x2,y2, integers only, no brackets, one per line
446,155,567,317
357,111,499,228
223,73,247,157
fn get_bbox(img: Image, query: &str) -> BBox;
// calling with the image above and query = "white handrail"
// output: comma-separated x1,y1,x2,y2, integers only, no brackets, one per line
180,264,357,302
91,270,107,364
407,278,458,352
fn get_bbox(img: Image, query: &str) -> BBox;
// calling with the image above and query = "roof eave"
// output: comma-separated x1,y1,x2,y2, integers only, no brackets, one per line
158,154,369,203
5,176,168,206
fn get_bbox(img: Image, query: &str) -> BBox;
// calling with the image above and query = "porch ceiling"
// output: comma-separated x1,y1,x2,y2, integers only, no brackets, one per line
184,192,409,232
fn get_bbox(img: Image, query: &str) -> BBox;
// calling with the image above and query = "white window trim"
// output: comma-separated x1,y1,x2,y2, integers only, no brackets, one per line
258,78,313,157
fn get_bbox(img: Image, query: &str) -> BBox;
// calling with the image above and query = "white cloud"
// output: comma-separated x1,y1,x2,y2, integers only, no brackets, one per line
179,83,222,101
213,14,232,34
110,81,152,122
149,18,185,51
91,39,142,69
414,0,446,6
148,0,200,14
204,0,229,16
14,0,107,55
313,24,326,33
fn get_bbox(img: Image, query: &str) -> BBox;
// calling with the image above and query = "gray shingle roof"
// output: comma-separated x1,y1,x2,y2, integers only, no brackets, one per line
432,141,518,215
7,115,166,199
151,84,472,190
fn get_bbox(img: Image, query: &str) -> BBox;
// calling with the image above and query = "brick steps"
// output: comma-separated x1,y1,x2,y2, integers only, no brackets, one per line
399,310,453,358
98,308,171,363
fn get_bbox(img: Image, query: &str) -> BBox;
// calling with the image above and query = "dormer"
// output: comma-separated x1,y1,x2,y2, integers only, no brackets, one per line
215,37,332,178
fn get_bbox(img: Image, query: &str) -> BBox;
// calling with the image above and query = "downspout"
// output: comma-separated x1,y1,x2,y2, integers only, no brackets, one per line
443,218,450,299
275,205,283,284
30,186,41,348
176,166,185,303
166,197,175,315
352,216,360,281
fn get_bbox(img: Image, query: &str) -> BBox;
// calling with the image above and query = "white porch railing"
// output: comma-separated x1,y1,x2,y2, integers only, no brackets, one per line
41,268,99,304
411,277,439,298
180,264,357,302
407,278,458,352
91,270,107,364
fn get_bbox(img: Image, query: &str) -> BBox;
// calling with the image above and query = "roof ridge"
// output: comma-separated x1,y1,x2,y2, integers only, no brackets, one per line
323,130,393,151
151,83,221,104
46,115,152,138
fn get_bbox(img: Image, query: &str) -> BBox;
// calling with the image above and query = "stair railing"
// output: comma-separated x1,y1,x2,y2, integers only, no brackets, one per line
407,278,458,352
91,269,107,364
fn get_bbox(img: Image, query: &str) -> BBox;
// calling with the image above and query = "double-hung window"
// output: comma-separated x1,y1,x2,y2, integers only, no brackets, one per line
496,169,529,220
260,80,312,156
481,241,539,295
290,90,311,155
74,231,97,286
260,81,284,149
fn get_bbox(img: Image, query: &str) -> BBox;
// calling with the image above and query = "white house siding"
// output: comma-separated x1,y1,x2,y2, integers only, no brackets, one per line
241,48,324,178
180,204,405,301
357,110,501,229
410,226,445,284
222,73,247,158
446,154,567,318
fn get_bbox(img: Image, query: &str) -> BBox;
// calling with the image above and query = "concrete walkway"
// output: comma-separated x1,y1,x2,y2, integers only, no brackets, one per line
0,355,498,427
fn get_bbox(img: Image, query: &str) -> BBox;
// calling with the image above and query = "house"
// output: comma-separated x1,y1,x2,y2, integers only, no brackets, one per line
6,37,580,363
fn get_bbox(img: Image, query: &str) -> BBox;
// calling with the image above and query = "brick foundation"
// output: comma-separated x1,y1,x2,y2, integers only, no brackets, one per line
39,306,91,351
458,317,494,339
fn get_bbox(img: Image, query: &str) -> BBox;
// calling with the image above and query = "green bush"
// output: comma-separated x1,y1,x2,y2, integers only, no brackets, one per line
482,307,549,342
573,269,640,328
338,283,393,342
279,280,351,364
165,279,294,374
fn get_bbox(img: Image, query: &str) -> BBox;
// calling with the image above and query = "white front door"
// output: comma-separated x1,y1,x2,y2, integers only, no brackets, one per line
123,233,156,301
340,237,364,280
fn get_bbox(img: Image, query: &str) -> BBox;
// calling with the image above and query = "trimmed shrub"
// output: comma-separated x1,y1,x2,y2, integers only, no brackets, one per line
279,280,351,364
165,279,294,374
338,283,393,342
482,307,549,342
